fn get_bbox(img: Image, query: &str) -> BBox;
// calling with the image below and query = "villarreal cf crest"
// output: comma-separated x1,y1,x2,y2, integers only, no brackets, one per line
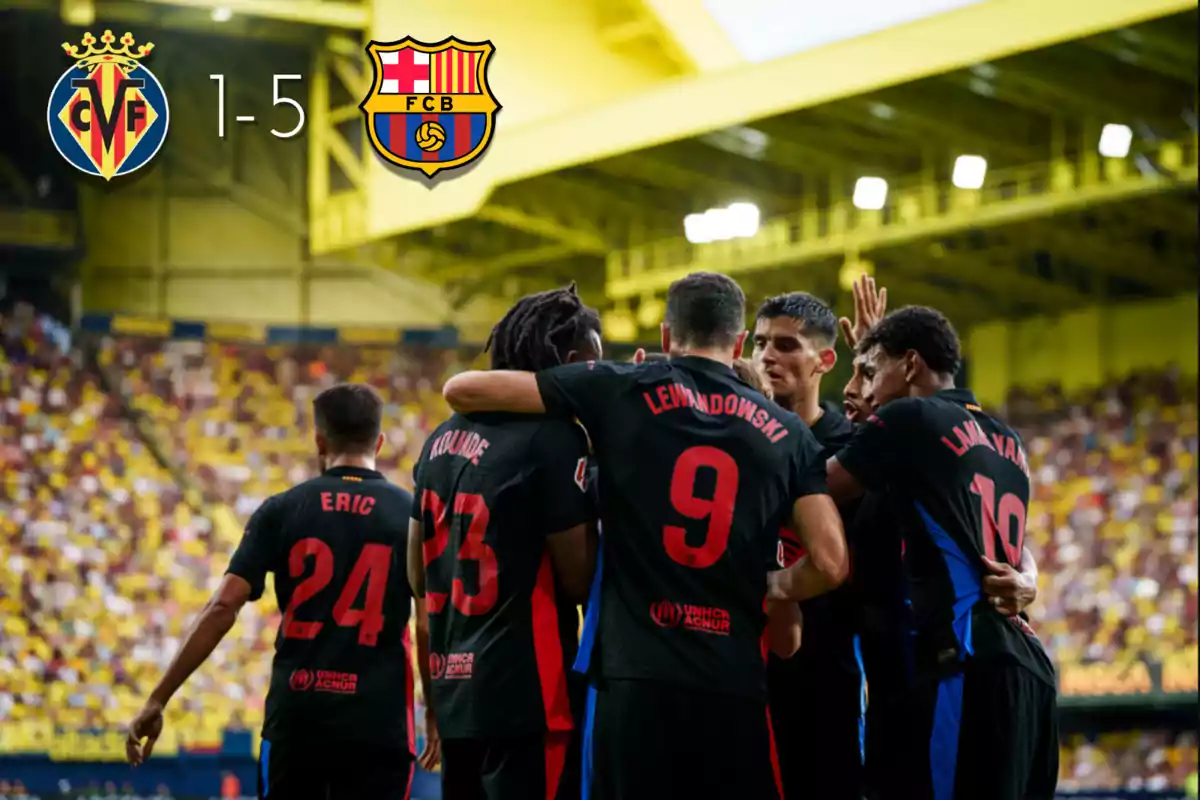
360,37,500,179
47,30,169,181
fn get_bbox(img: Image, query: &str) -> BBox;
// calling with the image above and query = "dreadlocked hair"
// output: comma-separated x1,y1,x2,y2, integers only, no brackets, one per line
485,283,602,372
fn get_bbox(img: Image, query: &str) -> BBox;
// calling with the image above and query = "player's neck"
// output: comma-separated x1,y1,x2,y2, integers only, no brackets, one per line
671,347,734,367
323,454,377,472
910,373,956,398
780,387,823,427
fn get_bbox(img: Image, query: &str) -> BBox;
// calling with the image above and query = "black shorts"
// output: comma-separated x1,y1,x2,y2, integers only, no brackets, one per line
767,658,864,800
257,738,414,800
587,679,781,800
441,730,576,800
866,661,1059,800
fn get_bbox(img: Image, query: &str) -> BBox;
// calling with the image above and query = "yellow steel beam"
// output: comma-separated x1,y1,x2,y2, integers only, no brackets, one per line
310,39,372,254
875,279,997,324
424,244,581,283
18,0,329,43
819,93,1036,164
0,156,32,204
0,209,77,250
358,0,1193,252
638,0,743,73
914,247,1088,308
475,206,607,253
595,0,695,74
606,136,1198,300
1080,34,1197,83
1024,222,1193,293
592,151,790,207
134,0,367,28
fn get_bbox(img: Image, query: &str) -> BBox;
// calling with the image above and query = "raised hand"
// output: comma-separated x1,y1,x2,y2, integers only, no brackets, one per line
838,276,888,350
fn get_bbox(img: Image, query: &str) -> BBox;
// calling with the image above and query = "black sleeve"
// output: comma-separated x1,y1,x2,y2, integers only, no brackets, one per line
788,422,829,499
411,453,424,522
535,360,635,437
226,495,282,602
835,398,921,490
534,421,595,535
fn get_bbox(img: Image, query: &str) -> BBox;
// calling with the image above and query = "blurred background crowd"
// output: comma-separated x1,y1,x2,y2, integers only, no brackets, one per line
2,302,1197,795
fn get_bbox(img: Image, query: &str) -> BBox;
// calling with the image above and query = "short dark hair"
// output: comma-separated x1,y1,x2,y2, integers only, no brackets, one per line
664,272,746,348
856,306,961,376
313,383,383,454
755,292,837,346
732,358,767,394
486,283,602,372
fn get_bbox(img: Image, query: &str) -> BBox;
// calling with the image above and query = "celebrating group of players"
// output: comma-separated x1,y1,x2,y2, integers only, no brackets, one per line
126,271,1060,800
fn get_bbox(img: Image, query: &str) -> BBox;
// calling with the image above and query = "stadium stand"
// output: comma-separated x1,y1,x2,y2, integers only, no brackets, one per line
2,304,1197,797
1059,731,1197,793
1014,371,1198,679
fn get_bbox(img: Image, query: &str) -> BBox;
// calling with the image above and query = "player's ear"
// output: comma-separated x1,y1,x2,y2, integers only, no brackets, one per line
731,330,748,360
817,346,837,375
374,433,385,456
903,350,922,383
315,431,328,457
660,323,671,355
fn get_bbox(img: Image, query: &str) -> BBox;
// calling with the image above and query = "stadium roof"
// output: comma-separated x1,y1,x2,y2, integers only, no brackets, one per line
379,8,1197,336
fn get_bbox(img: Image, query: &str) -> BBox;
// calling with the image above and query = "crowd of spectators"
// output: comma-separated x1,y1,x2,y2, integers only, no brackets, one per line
1011,370,1198,675
0,309,261,755
1058,730,1198,793
1,308,1196,791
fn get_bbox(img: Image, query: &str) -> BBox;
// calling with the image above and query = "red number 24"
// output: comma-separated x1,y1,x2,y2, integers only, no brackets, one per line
970,473,1026,565
665,446,740,569
281,539,392,646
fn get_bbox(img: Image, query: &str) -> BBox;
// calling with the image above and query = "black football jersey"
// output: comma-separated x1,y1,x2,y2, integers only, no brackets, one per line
849,487,913,705
226,466,416,750
770,405,860,683
836,388,1055,686
536,357,828,699
412,412,592,738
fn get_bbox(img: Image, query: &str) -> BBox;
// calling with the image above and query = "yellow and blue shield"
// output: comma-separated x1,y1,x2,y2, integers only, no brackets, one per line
360,37,501,179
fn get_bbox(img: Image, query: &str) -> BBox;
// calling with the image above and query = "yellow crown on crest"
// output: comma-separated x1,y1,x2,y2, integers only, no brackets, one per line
62,30,154,71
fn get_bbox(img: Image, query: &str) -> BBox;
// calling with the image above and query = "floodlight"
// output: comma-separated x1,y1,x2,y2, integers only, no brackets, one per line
1098,124,1132,158
952,155,987,189
853,177,888,211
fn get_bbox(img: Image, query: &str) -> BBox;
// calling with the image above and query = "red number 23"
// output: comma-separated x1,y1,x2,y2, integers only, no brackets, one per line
421,491,499,616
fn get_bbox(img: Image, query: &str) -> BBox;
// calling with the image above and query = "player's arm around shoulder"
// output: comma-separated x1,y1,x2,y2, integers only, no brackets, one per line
443,369,546,414
828,396,926,504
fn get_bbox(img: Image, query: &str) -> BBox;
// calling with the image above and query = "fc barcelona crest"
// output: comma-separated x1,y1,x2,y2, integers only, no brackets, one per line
360,37,501,180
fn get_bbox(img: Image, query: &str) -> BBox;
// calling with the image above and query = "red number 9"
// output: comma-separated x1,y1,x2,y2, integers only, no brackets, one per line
664,446,739,569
